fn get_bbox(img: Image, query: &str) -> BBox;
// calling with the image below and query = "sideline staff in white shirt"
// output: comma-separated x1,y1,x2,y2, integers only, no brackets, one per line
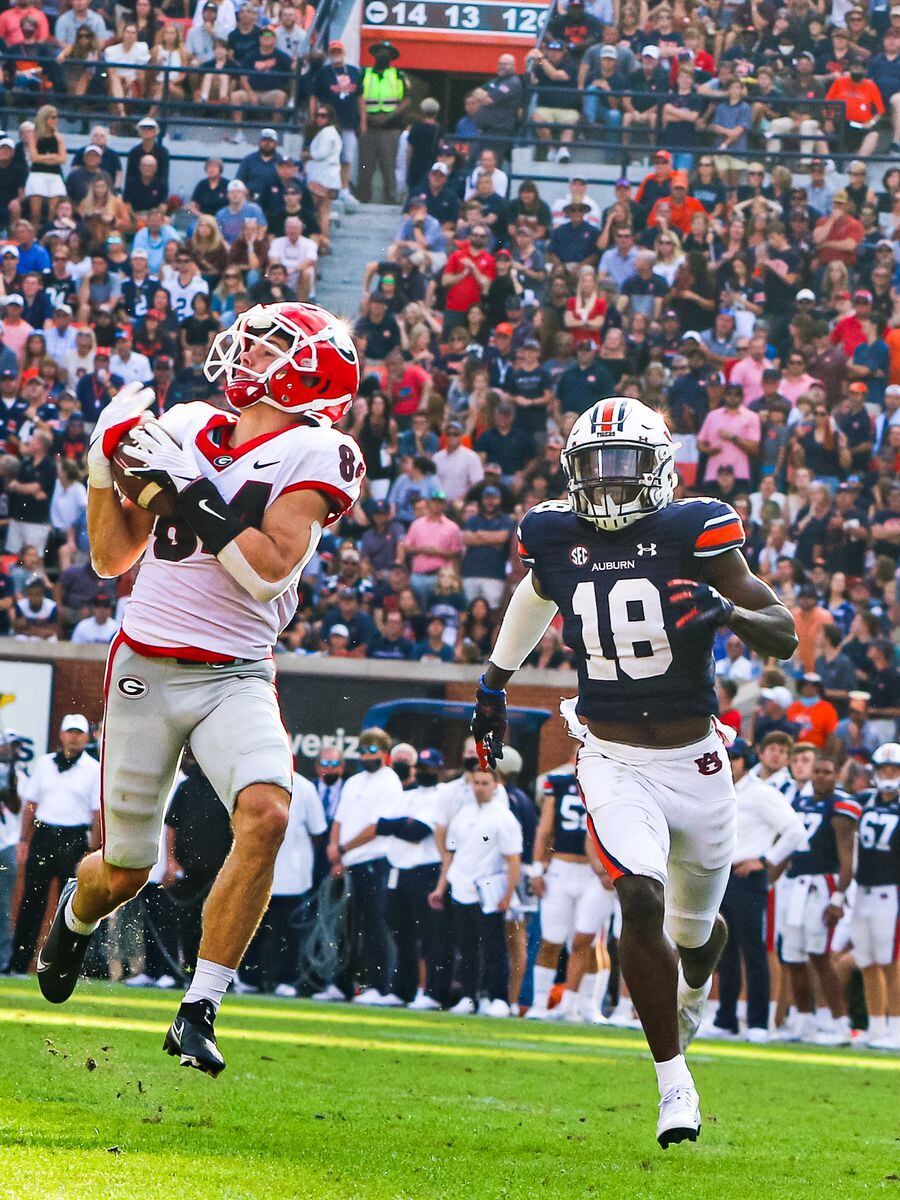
436,767,522,1017
0,730,24,972
8,714,100,975
326,728,404,1003
244,772,326,996
711,739,805,1041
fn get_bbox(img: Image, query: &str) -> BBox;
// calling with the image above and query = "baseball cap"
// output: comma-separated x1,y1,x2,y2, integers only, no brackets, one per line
0,137,15,150
848,690,871,710
760,685,793,709
328,39,345,51
418,747,445,768
407,193,428,207
61,713,90,734
430,161,449,175
131,248,149,260
482,485,501,498
854,288,873,302
0,368,16,380
848,381,868,394
94,590,113,606
523,337,541,349
445,419,463,433
642,44,660,58
615,177,632,188
3,293,23,306
137,116,159,130
681,330,702,343
329,624,350,638
795,288,816,302
762,368,781,381
1,244,18,257
83,144,102,158
371,499,390,515
54,302,73,315
495,323,514,335
155,355,174,369
671,170,689,187
600,43,618,58
260,127,278,140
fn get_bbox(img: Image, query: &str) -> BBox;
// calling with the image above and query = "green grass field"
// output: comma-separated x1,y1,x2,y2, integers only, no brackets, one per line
0,979,897,1200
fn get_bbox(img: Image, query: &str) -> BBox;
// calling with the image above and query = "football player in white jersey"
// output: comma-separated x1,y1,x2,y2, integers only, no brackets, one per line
36,303,366,1076
470,398,797,1147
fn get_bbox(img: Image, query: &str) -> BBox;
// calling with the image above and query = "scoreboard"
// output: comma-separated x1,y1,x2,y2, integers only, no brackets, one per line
361,0,549,72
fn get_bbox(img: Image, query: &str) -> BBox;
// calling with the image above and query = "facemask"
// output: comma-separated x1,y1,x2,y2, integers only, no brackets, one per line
393,762,413,783
798,694,819,708
321,771,340,785
361,757,382,774
463,755,479,772
417,770,438,788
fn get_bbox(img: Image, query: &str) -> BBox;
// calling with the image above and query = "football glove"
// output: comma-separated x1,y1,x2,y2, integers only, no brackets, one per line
126,420,201,493
470,676,507,770
667,579,735,631
87,381,155,488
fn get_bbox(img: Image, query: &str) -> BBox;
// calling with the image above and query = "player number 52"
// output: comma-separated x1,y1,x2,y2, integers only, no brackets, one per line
572,579,673,682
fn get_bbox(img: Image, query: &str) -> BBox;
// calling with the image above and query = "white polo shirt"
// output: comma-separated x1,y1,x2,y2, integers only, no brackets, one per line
273,773,327,895
22,752,100,827
0,768,24,851
386,785,442,871
334,764,404,867
446,796,522,905
433,776,509,828
733,774,806,867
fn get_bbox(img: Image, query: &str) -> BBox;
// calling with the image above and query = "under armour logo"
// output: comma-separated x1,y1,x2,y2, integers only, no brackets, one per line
570,545,590,567
637,543,657,556
695,752,723,776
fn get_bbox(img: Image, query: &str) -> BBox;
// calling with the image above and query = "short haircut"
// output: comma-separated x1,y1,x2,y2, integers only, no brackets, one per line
791,741,819,757
760,730,794,752
358,726,391,753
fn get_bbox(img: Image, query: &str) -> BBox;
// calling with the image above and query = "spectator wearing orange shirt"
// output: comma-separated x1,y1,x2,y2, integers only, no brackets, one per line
790,584,835,674
825,65,884,158
787,673,839,753
812,191,864,268
0,1,50,45
647,172,705,236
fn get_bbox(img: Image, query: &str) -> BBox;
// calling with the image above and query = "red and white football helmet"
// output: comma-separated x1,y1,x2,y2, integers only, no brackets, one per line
204,302,360,424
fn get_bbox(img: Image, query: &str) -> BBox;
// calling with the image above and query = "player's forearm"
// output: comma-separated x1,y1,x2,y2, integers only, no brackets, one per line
338,823,378,853
726,602,797,661
87,487,152,577
833,819,856,893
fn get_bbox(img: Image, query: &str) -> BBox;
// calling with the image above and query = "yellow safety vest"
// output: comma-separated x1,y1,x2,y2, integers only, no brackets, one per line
362,67,406,115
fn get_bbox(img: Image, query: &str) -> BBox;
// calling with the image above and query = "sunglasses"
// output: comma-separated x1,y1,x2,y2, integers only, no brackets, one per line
319,758,341,767
360,745,382,755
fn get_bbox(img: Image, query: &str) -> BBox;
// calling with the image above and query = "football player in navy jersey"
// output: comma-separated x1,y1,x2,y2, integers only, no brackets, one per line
851,743,900,1050
780,756,861,1046
470,397,797,1148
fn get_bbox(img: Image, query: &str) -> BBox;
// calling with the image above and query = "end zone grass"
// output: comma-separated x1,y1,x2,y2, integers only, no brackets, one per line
0,979,896,1200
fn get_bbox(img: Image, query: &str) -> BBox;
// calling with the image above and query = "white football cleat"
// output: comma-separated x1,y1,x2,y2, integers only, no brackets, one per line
485,998,510,1018
353,987,386,1006
273,983,298,998
814,1018,852,1047
607,1000,641,1029
126,972,154,988
677,965,712,1053
368,992,404,1007
407,992,442,1011
744,1027,770,1044
231,976,259,995
154,974,177,990
449,996,476,1016
524,1005,551,1021
868,1032,900,1051
312,984,346,1002
657,1083,701,1149
701,1023,739,1041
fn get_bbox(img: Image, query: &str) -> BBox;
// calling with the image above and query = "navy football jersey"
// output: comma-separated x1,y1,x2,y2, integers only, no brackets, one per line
541,769,587,856
787,787,862,878
517,497,745,723
855,790,900,888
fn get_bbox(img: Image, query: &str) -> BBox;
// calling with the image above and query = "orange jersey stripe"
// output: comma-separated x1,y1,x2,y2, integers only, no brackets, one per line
695,521,744,551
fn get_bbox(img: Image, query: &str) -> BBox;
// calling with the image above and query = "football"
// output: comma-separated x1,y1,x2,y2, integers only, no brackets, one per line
110,428,178,518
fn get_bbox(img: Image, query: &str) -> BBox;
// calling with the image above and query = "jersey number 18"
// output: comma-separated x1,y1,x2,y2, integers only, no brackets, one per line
572,579,673,681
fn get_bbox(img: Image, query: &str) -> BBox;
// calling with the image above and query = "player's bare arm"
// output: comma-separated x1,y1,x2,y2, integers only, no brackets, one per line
695,549,798,661
824,814,857,929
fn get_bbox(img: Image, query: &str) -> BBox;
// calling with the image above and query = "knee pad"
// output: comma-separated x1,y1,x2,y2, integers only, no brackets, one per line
665,909,716,950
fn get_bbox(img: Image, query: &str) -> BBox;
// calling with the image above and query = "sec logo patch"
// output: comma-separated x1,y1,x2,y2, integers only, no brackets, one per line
570,545,590,567
117,676,148,698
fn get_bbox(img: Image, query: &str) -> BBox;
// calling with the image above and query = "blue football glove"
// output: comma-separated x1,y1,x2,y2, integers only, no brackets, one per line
667,579,735,631
471,676,507,770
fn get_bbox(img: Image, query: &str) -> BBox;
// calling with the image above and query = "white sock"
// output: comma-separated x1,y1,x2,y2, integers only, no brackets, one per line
532,965,555,1010
816,1006,832,1030
736,999,747,1023
183,958,236,1012
654,1053,692,1094
64,893,99,937
578,971,599,1014
869,1015,887,1038
558,988,576,1014
769,1000,779,1029
888,1016,900,1037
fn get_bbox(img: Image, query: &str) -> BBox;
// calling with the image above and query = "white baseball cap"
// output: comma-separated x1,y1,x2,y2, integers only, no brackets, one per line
3,293,23,306
796,288,816,301
61,713,90,734
760,686,793,710
641,44,660,58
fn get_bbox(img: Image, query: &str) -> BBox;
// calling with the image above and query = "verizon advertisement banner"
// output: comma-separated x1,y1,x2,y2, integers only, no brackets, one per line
0,660,54,771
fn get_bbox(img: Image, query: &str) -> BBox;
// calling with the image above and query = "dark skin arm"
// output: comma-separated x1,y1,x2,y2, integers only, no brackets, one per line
700,548,798,661
823,814,857,928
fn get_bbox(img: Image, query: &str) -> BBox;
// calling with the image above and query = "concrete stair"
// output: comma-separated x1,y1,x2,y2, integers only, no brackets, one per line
315,202,400,321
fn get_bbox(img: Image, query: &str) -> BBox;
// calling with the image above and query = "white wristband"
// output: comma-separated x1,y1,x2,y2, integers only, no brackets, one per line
531,862,545,878
88,462,113,489
830,890,845,907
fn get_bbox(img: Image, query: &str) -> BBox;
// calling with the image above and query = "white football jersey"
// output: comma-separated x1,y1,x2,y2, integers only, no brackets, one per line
122,401,364,660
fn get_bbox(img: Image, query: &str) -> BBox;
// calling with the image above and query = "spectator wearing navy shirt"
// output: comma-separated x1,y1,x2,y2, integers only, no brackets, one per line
236,130,283,204
368,610,416,660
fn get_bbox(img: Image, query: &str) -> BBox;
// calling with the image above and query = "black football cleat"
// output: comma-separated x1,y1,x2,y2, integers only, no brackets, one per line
37,878,94,1004
163,1000,226,1077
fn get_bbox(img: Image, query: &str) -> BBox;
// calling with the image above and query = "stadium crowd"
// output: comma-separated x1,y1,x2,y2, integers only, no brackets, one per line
0,0,898,1041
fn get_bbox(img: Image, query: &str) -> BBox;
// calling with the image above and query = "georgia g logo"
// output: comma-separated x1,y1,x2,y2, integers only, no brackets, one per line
117,676,148,699
695,751,722,776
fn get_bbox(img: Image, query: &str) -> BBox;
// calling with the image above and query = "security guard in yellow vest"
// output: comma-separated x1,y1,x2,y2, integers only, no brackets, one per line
358,40,410,204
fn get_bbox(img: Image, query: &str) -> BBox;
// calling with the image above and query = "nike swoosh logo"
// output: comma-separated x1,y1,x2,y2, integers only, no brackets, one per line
198,499,226,520
253,459,279,470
